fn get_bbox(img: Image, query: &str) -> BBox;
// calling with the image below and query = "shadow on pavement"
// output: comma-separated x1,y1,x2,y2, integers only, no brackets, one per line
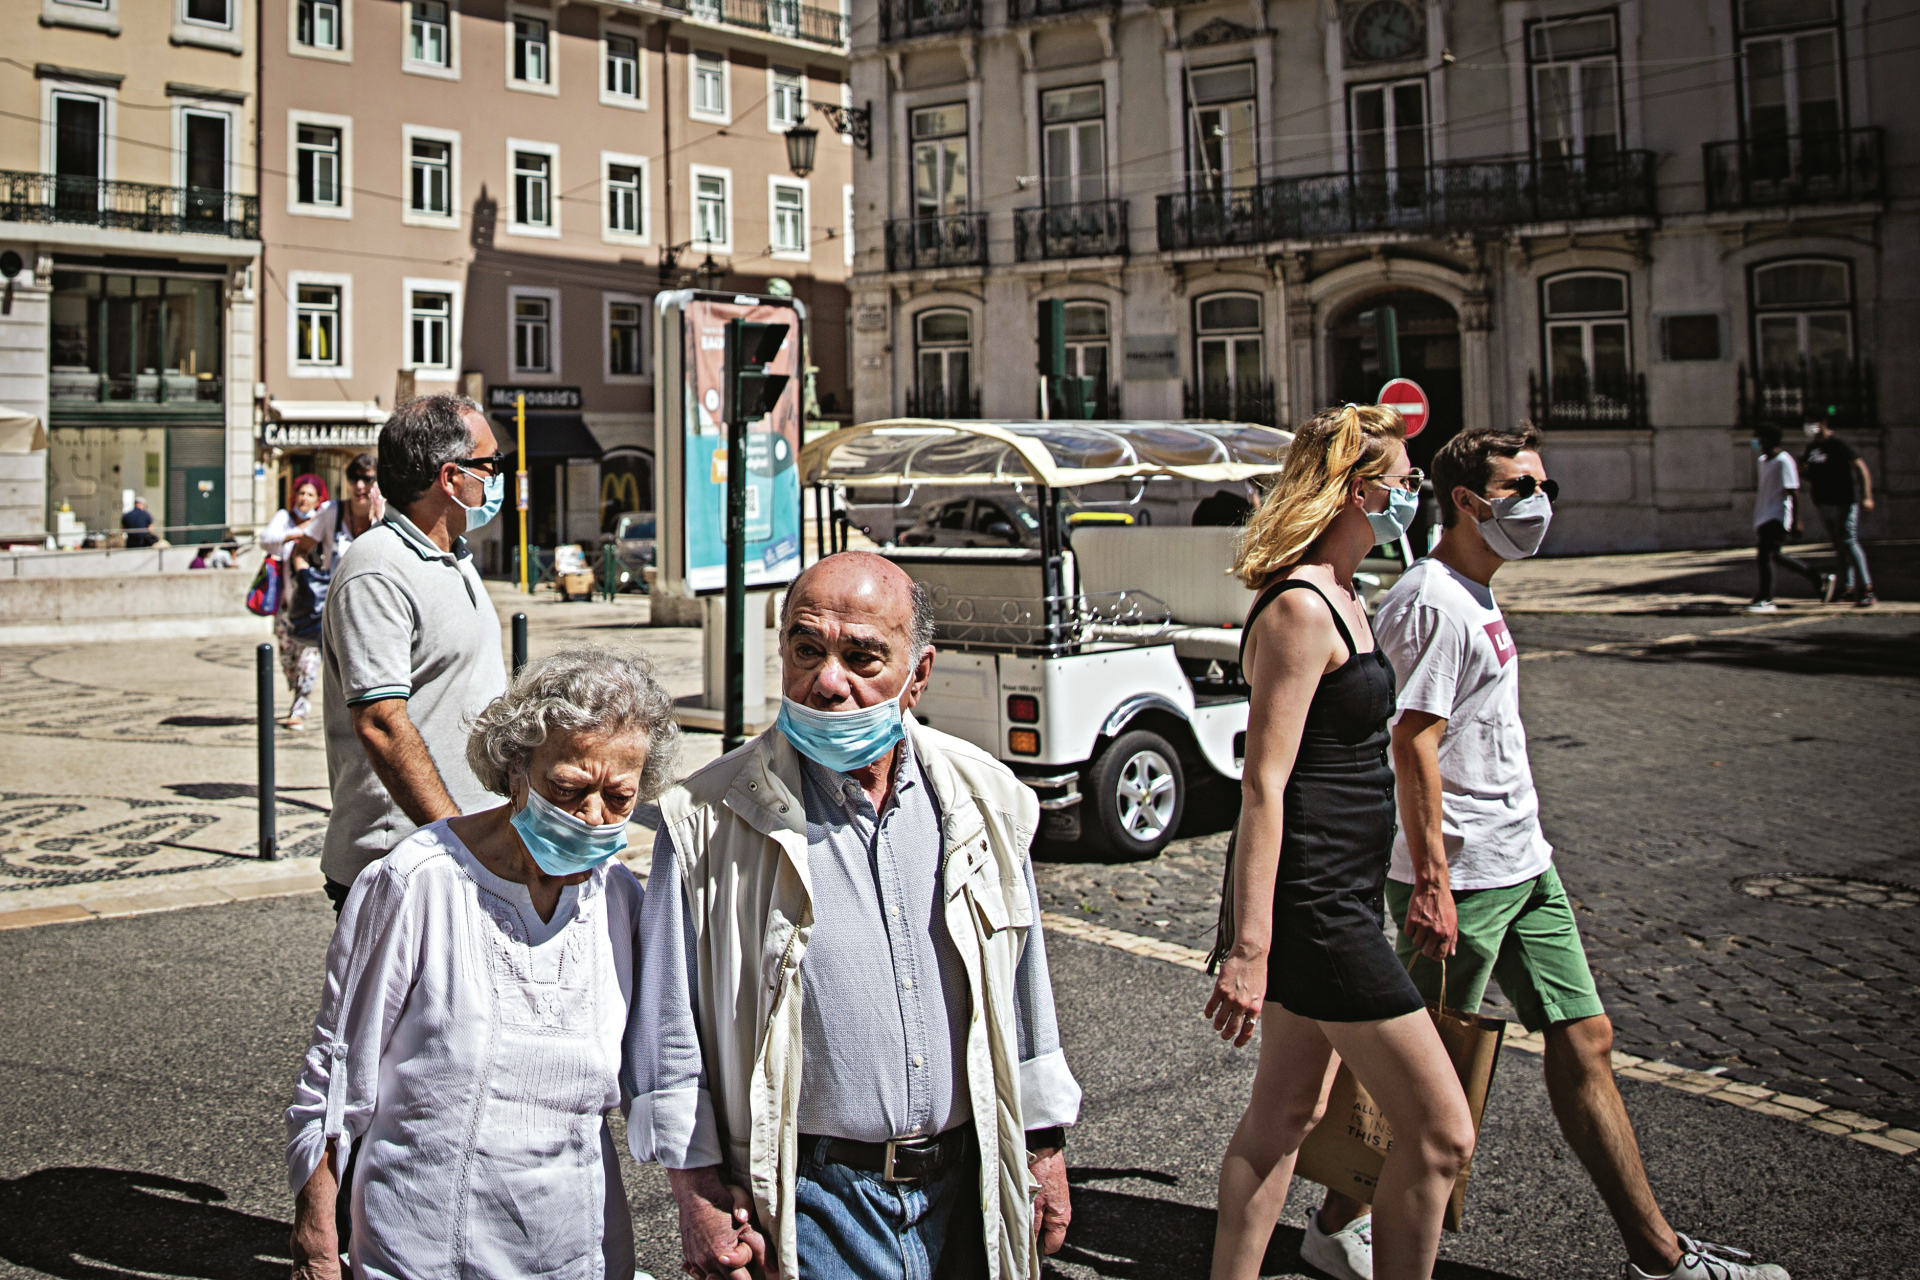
0,1167,286,1279
1614,628,1920,680
1057,1177,1524,1280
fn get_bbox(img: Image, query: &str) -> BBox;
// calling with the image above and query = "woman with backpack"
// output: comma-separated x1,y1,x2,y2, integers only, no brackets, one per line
260,458,383,730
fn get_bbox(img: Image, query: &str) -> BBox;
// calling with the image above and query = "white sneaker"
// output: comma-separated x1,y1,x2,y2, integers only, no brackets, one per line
1744,600,1778,613
1626,1234,1790,1280
1301,1211,1372,1280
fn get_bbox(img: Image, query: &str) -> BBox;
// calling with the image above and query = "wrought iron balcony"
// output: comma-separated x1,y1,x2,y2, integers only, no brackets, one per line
886,212,989,271
671,0,848,46
1739,358,1877,433
1704,127,1883,211
1527,369,1648,431
1183,378,1278,428
1008,0,1114,21
1157,151,1657,251
880,0,979,42
50,369,224,407
905,383,981,419
1014,199,1128,262
0,171,258,241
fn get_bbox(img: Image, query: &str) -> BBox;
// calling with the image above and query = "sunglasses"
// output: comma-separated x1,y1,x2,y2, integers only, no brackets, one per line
1491,474,1559,504
452,452,509,477
1373,468,1426,493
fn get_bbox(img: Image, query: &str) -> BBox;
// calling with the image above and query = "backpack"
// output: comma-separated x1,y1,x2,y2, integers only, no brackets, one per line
245,556,281,617
287,564,332,641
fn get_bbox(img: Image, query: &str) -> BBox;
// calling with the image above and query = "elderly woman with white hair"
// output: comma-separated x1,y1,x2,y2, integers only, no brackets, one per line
285,645,677,1280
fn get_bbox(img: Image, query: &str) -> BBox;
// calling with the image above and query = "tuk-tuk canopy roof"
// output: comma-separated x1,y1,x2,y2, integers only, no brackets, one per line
799,419,1294,489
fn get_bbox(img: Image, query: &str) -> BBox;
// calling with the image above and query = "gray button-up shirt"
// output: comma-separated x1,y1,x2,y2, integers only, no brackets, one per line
628,731,1080,1163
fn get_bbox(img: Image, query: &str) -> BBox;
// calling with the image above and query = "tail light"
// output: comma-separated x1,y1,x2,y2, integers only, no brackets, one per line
1008,728,1040,756
1007,695,1039,723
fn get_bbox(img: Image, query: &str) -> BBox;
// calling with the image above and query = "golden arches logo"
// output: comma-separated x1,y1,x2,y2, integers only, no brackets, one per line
601,471,642,516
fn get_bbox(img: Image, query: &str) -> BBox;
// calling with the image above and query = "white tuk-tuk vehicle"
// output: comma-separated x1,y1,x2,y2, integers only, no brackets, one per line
800,419,1302,859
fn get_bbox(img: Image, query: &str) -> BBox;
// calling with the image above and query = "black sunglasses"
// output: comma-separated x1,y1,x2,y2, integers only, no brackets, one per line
1493,474,1559,504
451,452,509,476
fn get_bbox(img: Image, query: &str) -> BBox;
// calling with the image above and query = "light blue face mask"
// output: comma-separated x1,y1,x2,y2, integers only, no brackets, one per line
510,785,630,877
776,681,908,773
457,467,506,532
1366,483,1420,547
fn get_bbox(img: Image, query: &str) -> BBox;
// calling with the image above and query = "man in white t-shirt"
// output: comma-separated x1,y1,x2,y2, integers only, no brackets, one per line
1299,426,1789,1280
1747,421,1826,613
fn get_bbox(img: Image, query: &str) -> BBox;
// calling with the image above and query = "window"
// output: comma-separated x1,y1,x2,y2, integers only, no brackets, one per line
1188,64,1256,195
1659,314,1725,362
513,15,550,85
692,53,727,119
185,0,231,27
1350,78,1428,207
772,182,806,255
513,294,553,374
608,300,644,376
296,124,342,207
297,0,340,50
1751,258,1851,378
1040,301,1110,416
182,110,229,224
512,148,552,229
912,104,968,219
693,168,729,247
296,284,341,367
409,0,450,67
52,93,104,214
1042,85,1104,207
1529,13,1620,168
605,32,639,101
1740,0,1842,182
607,161,644,236
915,310,972,418
843,183,854,266
1541,272,1631,403
408,290,452,370
771,67,805,130
410,137,452,217
1195,294,1263,417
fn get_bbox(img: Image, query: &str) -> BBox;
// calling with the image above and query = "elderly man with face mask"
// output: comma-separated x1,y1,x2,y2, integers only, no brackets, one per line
626,550,1080,1280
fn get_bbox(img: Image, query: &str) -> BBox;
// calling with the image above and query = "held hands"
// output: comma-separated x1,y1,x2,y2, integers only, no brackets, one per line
1029,1148,1071,1255
1403,879,1458,962
1203,948,1268,1047
668,1167,770,1280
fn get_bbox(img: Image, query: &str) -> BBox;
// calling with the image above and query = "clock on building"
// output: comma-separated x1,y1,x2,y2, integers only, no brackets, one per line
1347,0,1424,63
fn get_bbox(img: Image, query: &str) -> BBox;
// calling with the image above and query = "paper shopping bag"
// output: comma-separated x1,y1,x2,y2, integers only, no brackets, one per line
1293,1000,1507,1232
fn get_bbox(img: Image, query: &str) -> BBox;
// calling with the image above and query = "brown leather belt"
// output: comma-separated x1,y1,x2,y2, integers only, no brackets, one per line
799,1127,971,1184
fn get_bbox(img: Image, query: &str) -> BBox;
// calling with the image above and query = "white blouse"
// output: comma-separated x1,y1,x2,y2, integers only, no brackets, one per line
286,820,642,1280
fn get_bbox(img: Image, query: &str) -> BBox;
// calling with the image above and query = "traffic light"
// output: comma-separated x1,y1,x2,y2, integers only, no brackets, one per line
724,319,790,424
1038,298,1097,419
1357,305,1401,383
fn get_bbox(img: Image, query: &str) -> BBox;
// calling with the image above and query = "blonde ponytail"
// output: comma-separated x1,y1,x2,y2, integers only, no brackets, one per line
1231,404,1406,587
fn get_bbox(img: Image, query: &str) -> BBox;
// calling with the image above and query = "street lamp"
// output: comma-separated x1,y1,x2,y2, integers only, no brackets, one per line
696,254,725,292
784,124,820,179
783,100,873,178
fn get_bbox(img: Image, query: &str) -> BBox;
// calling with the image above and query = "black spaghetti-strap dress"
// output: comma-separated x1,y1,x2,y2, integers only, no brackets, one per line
1242,578,1426,1023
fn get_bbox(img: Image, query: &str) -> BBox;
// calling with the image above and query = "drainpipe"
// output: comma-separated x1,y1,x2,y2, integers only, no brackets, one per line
660,22,674,284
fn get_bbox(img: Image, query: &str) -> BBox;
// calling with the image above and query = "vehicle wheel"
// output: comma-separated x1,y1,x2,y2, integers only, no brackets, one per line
1085,729,1185,859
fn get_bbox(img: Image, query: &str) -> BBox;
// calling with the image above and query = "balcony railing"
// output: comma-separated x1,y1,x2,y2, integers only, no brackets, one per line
880,0,979,42
1738,358,1877,433
1527,369,1648,431
905,383,981,419
1183,378,1278,428
672,0,848,46
0,171,258,241
1704,127,1883,211
1008,0,1114,20
1157,151,1657,251
50,369,225,406
1014,199,1128,262
886,212,989,271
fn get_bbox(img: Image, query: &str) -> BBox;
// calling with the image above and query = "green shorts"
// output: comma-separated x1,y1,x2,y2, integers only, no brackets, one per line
1385,864,1606,1034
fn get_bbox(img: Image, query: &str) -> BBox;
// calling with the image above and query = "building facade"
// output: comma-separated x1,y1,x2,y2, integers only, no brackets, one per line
846,0,1915,552
0,0,260,546
260,0,855,573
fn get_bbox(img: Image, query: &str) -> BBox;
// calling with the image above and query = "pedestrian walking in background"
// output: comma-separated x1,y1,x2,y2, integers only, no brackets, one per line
629,551,1080,1280
287,646,678,1280
317,395,508,911
261,474,330,730
292,451,383,571
1300,424,1789,1280
119,496,157,548
1205,405,1476,1280
1802,417,1877,606
1747,424,1826,613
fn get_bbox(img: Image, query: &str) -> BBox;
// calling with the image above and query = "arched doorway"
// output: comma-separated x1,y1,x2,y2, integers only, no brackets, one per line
1329,289,1462,471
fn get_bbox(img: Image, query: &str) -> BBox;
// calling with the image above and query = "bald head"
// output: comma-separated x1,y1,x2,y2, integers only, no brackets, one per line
779,552,935,713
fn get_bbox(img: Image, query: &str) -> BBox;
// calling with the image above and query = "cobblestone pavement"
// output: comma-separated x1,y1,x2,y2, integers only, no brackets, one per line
1033,612,1920,1129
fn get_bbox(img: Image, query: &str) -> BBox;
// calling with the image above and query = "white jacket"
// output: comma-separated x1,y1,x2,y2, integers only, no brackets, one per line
653,715,1054,1280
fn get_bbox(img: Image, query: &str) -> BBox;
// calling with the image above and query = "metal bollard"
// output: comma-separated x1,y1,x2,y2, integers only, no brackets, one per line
512,612,528,676
256,642,277,861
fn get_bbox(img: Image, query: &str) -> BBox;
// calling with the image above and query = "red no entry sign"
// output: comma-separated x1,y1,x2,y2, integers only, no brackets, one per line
1379,377,1430,439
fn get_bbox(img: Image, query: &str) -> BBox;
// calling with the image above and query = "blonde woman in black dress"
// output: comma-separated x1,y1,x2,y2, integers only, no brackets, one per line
1205,405,1475,1280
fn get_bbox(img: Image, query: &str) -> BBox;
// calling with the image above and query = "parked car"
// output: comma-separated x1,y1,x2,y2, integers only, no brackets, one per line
600,512,655,593
897,495,1041,549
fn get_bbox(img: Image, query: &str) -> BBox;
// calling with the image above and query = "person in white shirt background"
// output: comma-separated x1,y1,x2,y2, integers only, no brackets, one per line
1301,424,1790,1280
259,473,330,729
1747,422,1828,613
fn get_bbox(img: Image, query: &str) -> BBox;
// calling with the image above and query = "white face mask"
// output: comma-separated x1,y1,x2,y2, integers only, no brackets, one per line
1803,423,1822,440
1475,490,1553,560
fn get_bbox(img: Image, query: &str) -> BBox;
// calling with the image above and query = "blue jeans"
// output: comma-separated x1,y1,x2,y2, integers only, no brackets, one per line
793,1134,985,1280
1817,503,1874,592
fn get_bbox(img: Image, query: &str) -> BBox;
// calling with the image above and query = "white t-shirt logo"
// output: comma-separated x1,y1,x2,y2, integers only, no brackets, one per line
1483,618,1516,667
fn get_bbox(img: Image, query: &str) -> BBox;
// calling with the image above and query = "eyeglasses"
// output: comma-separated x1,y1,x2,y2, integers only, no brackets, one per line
1492,474,1559,504
1373,469,1426,493
453,452,509,477
346,473,376,486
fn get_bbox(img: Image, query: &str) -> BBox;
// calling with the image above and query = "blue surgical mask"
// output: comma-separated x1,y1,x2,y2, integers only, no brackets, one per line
777,682,908,773
1366,484,1420,547
1749,438,1765,455
458,467,505,532
510,785,630,877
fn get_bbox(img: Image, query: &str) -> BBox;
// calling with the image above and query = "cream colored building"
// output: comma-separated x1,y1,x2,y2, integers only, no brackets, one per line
0,0,260,545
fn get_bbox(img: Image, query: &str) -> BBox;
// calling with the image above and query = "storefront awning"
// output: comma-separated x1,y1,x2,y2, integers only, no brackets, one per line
0,413,47,454
492,411,605,460
265,400,387,450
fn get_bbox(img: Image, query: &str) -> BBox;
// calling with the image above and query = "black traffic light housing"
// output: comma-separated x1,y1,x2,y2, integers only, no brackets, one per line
1357,305,1401,384
724,319,791,423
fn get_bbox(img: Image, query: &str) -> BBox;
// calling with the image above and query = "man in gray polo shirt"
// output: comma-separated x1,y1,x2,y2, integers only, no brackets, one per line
318,394,509,905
